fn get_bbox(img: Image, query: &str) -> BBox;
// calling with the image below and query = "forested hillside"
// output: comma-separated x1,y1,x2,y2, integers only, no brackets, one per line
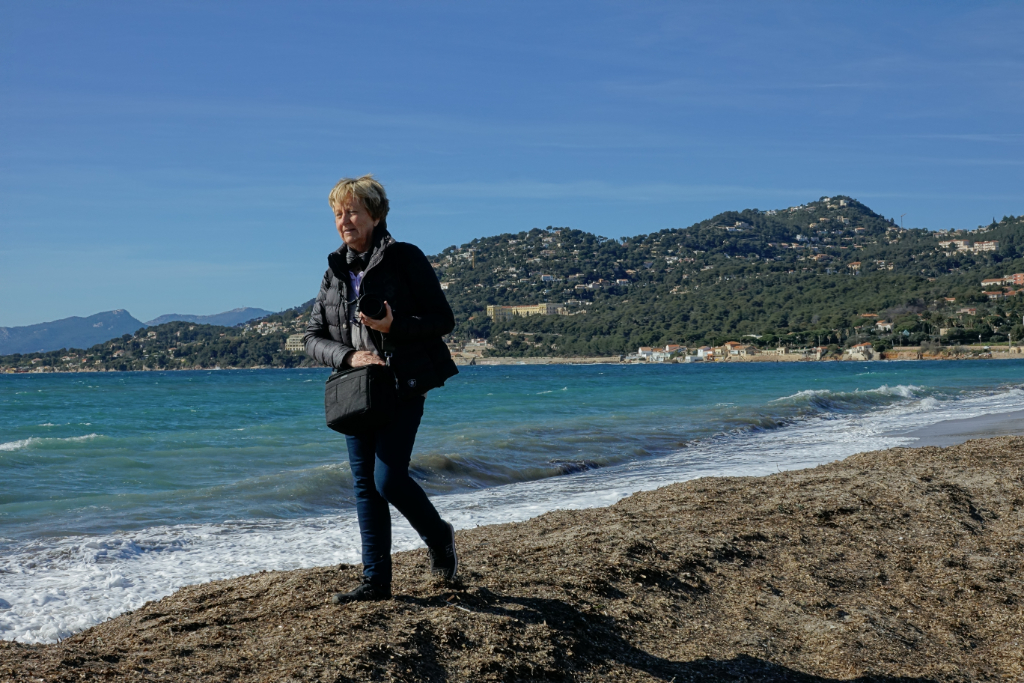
431,196,1024,355
4,196,1023,371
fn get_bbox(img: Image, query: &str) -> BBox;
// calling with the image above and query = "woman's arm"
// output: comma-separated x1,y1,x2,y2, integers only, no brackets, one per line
303,270,357,368
385,244,456,342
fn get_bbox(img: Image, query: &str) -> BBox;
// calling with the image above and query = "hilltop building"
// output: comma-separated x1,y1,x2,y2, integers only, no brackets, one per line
486,303,566,322
938,239,999,254
981,273,1024,287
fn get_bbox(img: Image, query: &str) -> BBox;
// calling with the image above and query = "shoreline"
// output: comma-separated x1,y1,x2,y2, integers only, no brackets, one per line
459,349,1024,365
894,407,1024,447
7,350,1024,373
3,435,1021,681
8,352,1024,374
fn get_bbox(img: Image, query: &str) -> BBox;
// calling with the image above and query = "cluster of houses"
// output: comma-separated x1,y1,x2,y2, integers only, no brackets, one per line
243,320,300,335
980,273,1024,300
445,338,492,361
629,341,810,363
442,272,635,293
629,344,685,362
763,198,850,217
938,239,1000,254
625,338,893,363
846,259,896,272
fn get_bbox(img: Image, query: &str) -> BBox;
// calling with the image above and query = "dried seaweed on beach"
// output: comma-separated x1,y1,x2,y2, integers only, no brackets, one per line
3,436,1022,682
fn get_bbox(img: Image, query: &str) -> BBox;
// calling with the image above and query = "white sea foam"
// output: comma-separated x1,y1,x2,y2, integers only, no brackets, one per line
771,388,831,402
0,434,101,452
773,383,923,403
871,384,923,398
3,385,1024,644
64,434,101,442
0,439,36,452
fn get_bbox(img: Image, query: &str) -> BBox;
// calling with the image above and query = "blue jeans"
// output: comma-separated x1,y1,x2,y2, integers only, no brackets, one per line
345,396,448,586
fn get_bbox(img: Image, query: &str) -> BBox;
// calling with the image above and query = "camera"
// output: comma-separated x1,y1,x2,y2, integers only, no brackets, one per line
352,294,386,320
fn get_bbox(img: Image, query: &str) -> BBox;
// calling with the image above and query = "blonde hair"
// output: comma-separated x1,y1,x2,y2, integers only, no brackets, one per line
328,174,390,221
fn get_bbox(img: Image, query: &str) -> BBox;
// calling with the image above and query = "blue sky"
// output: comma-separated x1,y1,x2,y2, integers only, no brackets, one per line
1,1,1021,327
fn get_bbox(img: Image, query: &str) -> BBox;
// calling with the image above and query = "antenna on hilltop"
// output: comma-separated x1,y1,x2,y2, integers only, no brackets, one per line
900,213,906,229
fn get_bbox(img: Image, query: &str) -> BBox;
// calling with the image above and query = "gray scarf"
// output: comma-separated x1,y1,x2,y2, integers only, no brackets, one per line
344,221,389,272
345,248,370,272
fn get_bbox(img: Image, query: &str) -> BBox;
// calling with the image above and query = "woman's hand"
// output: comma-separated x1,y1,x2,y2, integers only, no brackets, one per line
360,301,393,334
347,350,386,367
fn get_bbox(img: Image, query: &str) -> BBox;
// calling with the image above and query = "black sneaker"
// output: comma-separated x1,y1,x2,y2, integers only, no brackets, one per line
428,521,458,580
331,578,391,604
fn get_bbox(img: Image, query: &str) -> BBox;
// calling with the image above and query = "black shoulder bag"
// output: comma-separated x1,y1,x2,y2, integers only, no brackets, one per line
324,360,398,435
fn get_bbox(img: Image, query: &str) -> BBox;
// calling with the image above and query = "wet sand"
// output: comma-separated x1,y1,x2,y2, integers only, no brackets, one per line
896,409,1024,448
2,436,1022,682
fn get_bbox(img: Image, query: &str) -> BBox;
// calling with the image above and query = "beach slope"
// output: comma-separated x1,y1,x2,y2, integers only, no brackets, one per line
3,437,1022,682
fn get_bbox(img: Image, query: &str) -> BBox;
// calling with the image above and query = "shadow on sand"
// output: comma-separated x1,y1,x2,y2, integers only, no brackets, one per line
389,586,934,683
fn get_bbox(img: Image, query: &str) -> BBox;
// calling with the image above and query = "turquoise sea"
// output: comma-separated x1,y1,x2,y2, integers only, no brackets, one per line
3,360,1024,642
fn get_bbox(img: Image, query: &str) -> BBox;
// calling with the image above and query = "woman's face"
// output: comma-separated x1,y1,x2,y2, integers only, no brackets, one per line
334,196,379,252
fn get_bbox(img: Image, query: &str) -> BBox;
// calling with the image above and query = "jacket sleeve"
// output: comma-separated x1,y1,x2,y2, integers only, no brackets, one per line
386,244,456,343
304,270,354,368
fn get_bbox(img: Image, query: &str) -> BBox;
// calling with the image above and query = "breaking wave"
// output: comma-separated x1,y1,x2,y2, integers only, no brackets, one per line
0,434,101,452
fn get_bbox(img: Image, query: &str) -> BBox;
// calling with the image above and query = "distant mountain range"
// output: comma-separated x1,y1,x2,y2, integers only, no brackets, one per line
144,308,274,327
0,310,147,355
0,307,275,355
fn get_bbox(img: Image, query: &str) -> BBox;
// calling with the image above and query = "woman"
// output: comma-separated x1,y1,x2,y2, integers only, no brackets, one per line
304,175,460,603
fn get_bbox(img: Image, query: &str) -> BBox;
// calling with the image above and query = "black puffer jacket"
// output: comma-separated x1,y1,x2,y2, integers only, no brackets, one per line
303,227,459,396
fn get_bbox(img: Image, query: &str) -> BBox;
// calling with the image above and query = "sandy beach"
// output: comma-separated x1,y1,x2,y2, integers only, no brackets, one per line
895,409,1024,448
3,425,1021,682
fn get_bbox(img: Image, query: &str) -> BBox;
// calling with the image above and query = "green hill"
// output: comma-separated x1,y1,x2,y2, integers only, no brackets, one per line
433,196,1024,355
4,196,1022,371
